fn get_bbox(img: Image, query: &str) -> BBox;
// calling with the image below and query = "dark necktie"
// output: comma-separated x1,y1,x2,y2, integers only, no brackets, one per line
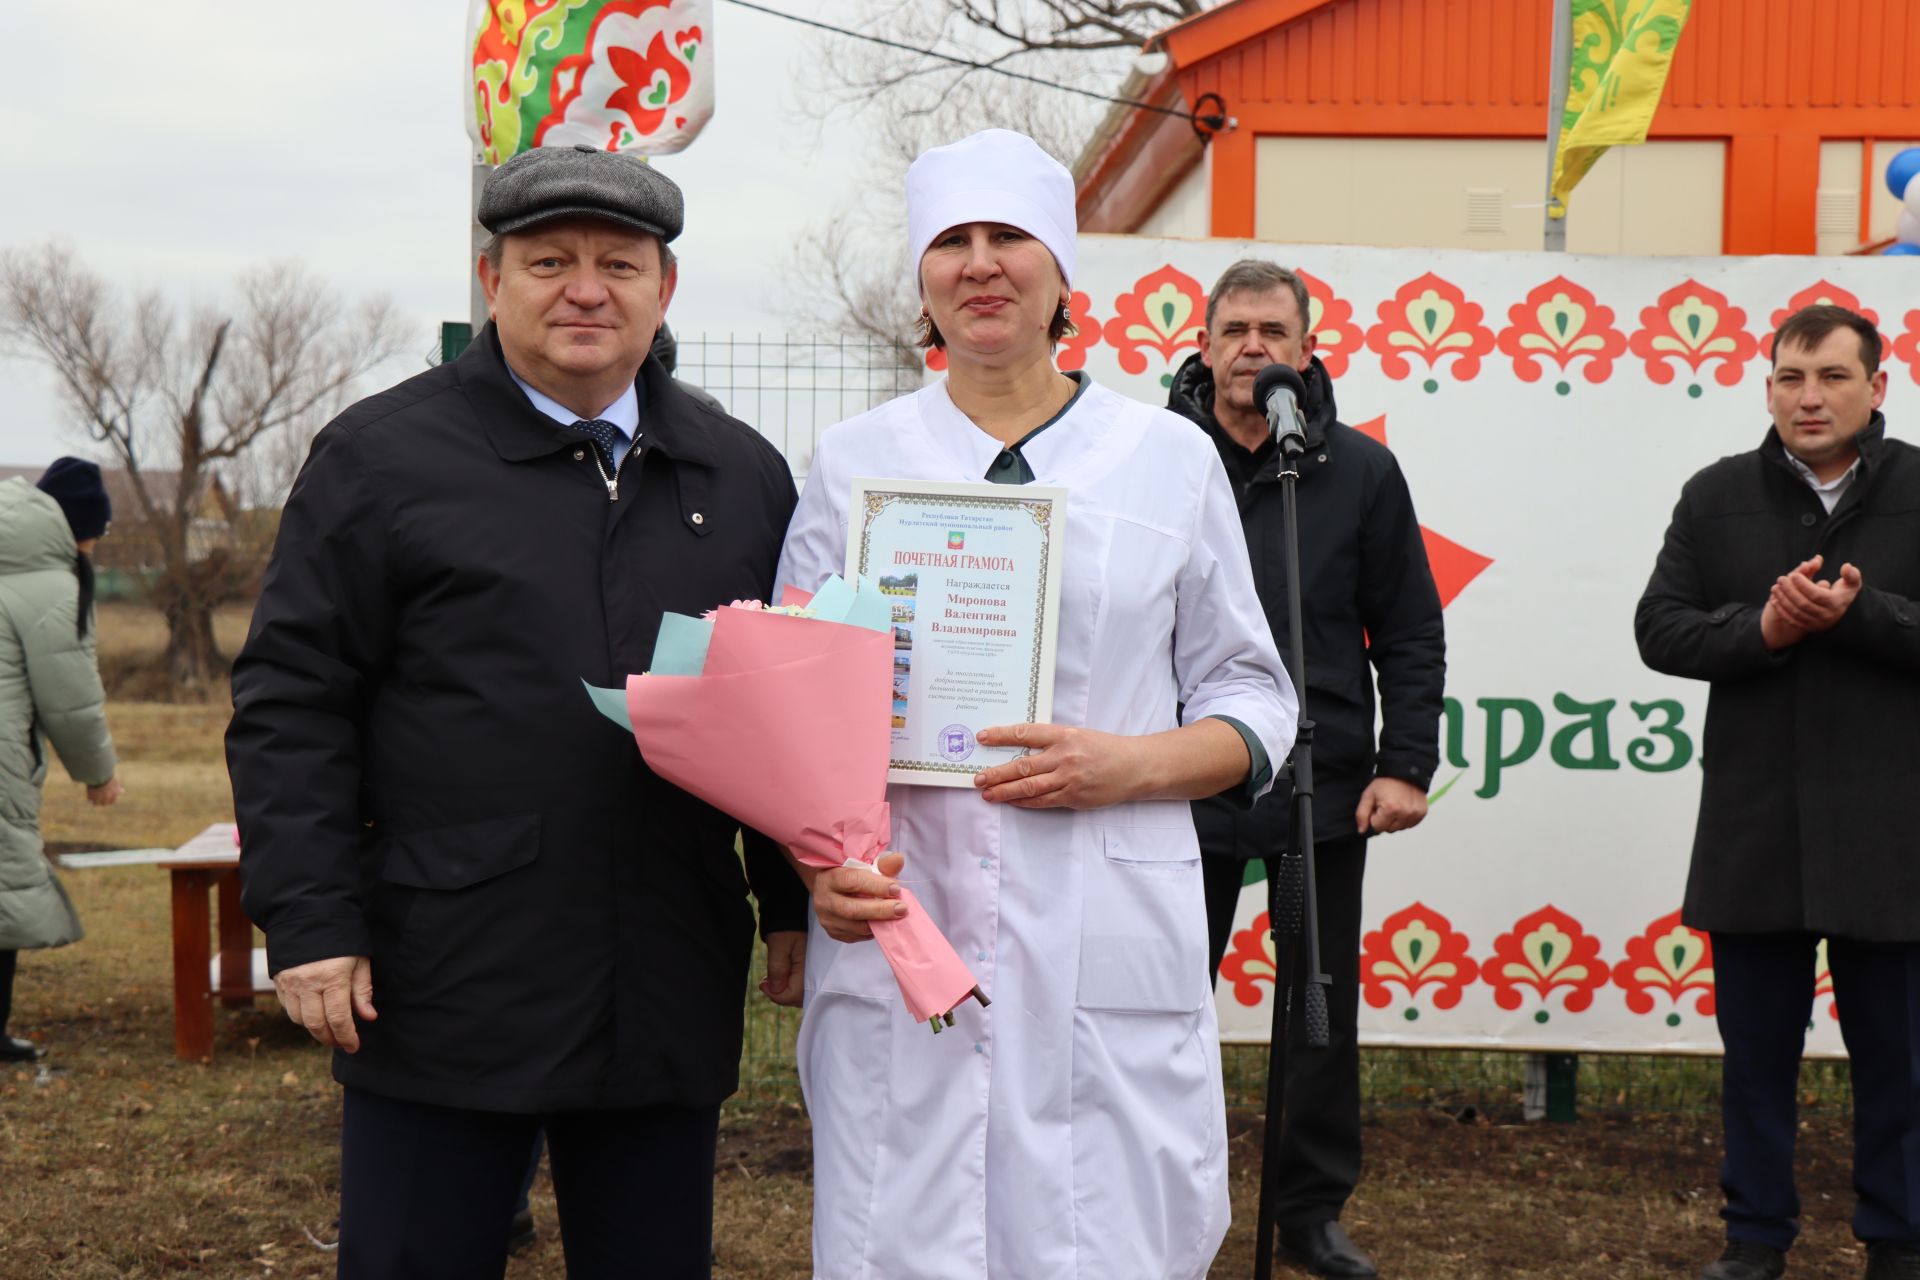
569,418,624,472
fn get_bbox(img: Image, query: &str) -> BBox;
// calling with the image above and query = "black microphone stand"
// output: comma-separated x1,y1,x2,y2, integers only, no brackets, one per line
1252,408,1332,1280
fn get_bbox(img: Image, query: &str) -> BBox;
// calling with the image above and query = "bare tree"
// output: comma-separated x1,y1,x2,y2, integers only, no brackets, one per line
807,0,1202,107
0,244,405,692
785,0,1203,362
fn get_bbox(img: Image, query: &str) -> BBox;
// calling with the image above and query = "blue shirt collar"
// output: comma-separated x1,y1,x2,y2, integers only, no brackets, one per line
506,365,641,442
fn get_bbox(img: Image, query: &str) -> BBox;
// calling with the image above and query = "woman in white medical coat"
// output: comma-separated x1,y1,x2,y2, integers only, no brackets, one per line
777,129,1298,1280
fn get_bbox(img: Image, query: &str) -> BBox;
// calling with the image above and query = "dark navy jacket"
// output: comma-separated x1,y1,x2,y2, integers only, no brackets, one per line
1167,352,1446,857
229,326,806,1111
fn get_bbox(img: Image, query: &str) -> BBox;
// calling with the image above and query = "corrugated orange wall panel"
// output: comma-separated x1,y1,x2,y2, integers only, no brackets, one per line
1162,0,1920,253
1195,0,1920,113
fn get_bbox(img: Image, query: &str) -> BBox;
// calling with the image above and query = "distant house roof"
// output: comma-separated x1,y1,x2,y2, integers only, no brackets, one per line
0,465,232,522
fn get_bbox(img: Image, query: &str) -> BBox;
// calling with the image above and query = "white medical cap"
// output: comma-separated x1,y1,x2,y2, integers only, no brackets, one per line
905,129,1077,289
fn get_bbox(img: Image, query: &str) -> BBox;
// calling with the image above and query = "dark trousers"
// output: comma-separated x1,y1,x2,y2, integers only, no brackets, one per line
1205,834,1367,1228
1712,932,1920,1251
0,949,15,1030
339,1087,721,1280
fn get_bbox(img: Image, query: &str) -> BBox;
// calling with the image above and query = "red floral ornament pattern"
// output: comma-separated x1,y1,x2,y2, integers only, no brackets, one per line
1360,902,1479,1020
1219,910,1277,1008
1296,269,1364,380
1629,280,1758,391
1610,910,1714,1025
536,1,699,150
1364,273,1497,390
1101,265,1208,382
1495,276,1628,388
1056,290,1102,373
1760,282,1888,361
1889,309,1920,386
1484,906,1609,1023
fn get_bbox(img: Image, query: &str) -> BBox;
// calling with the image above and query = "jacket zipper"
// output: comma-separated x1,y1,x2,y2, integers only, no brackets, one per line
590,441,638,502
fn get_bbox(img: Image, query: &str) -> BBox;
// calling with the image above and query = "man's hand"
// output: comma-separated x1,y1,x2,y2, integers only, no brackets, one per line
973,723,1150,809
274,955,377,1053
1355,776,1429,835
85,777,124,807
760,931,807,1007
1769,554,1862,635
1759,594,1808,650
811,851,907,943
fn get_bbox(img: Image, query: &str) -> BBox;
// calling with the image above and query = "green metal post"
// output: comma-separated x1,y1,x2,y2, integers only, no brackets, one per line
1545,1052,1579,1122
439,321,473,365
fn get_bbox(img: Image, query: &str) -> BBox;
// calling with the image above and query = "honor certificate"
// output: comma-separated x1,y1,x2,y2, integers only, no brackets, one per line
847,478,1066,786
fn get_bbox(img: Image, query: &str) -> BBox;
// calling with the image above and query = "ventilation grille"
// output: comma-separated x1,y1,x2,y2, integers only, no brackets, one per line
1465,189,1505,234
1817,188,1860,236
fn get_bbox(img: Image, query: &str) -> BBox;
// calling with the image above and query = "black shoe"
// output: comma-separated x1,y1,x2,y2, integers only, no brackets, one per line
0,1035,45,1062
1278,1221,1378,1279
507,1207,536,1254
1701,1240,1786,1280
1867,1243,1920,1280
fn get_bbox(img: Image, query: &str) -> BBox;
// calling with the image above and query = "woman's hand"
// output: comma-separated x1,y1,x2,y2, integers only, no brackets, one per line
759,931,807,1007
973,718,1253,808
972,723,1154,809
811,851,908,943
86,777,124,807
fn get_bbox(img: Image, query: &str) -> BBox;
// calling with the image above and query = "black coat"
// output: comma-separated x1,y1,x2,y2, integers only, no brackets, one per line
1635,415,1920,941
1166,352,1446,857
227,327,808,1112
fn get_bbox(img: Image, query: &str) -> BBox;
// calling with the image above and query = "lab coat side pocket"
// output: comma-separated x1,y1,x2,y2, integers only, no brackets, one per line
1076,824,1209,1014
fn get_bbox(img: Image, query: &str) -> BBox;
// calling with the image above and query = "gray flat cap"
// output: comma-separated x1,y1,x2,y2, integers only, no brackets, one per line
479,144,683,242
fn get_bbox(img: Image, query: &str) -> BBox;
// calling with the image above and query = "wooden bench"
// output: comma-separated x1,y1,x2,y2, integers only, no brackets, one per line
159,823,268,1060
62,824,272,1061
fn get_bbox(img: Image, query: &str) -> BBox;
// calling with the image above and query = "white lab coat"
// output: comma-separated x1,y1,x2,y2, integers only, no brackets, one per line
777,376,1297,1280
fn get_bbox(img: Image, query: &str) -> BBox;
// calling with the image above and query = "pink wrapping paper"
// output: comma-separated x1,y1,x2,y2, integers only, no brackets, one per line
625,605,986,1026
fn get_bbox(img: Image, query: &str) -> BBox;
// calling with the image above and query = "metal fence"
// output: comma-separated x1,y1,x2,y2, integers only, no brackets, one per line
671,333,928,479
689,336,1856,1122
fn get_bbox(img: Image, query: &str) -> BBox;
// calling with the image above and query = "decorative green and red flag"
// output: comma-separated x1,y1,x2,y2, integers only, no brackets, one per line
467,0,713,163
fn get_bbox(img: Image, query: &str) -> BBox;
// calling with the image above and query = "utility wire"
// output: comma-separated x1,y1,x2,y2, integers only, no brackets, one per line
718,0,1217,126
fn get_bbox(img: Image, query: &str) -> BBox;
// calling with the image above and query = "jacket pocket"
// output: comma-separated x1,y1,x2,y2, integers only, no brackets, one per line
379,813,541,890
1077,823,1209,1013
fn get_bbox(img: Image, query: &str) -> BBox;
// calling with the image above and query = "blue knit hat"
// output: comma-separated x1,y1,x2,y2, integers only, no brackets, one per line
36,457,112,542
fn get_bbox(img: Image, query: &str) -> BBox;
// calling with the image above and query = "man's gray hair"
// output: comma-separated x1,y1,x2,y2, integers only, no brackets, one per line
1205,259,1311,333
480,230,676,274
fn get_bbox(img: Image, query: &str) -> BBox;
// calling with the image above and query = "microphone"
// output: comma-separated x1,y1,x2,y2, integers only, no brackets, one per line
1252,363,1309,457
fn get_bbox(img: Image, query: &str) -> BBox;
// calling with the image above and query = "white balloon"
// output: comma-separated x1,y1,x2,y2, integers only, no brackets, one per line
1901,208,1920,246
1906,171,1920,218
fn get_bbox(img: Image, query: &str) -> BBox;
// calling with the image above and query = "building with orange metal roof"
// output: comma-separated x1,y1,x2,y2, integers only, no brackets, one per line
1074,0,1920,255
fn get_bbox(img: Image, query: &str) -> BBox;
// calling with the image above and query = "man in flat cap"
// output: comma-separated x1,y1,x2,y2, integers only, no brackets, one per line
228,145,808,1279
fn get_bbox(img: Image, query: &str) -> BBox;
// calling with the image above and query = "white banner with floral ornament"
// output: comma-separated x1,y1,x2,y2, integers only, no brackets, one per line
1041,236,1920,1055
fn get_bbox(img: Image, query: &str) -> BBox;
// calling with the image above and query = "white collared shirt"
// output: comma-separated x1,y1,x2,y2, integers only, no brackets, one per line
506,366,641,469
1783,450,1860,514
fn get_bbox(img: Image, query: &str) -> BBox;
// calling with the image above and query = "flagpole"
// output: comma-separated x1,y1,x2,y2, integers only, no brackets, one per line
471,155,490,333
1543,0,1572,252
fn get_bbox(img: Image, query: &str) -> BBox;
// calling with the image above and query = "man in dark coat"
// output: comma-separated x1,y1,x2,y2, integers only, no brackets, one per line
1637,305,1920,1280
1168,260,1445,1280
227,146,807,1280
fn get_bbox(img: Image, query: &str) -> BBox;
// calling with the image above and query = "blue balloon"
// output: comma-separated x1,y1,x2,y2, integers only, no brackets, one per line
1885,243,1920,257
1887,147,1920,200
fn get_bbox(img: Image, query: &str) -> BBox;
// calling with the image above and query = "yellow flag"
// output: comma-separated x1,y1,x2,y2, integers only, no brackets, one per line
1551,0,1692,207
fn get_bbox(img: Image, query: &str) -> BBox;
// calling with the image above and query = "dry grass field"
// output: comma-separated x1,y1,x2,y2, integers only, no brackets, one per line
1,604,1870,1278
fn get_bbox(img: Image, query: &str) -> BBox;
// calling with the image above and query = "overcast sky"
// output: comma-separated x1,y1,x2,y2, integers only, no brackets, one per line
0,0,884,468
